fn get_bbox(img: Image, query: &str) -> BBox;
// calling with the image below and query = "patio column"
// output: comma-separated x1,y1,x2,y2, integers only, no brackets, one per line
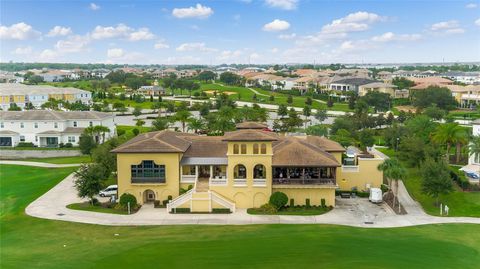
210,165,213,180
195,165,199,180
302,168,305,184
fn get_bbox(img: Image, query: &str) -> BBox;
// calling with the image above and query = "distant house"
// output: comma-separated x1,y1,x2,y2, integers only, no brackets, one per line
376,71,393,82
137,85,166,96
0,111,115,147
460,120,480,184
328,77,377,93
358,82,400,98
335,68,373,78
442,71,480,85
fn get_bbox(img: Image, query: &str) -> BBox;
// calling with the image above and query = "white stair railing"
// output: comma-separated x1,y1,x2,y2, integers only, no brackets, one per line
166,189,194,212
210,191,236,213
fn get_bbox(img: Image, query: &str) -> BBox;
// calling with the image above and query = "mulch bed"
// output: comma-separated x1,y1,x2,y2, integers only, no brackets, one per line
384,192,407,215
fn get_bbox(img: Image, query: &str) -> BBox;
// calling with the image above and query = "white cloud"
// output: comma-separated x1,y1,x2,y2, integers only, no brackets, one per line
176,42,217,52
475,18,480,27
47,26,72,37
263,19,290,32
172,4,214,19
338,40,377,53
107,48,125,58
90,24,155,41
154,40,169,49
0,22,41,40
39,49,59,61
89,3,100,11
371,32,422,42
217,49,244,62
249,52,261,62
466,3,477,9
278,33,296,39
270,47,279,53
54,35,90,53
321,11,383,34
430,20,465,34
12,46,32,55
265,0,298,10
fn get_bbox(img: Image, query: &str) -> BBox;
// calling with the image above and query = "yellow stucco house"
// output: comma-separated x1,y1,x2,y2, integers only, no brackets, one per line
112,122,384,213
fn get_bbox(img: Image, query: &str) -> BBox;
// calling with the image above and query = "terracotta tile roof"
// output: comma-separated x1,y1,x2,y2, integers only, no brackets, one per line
305,136,346,152
182,136,227,157
111,130,191,153
409,77,453,85
272,137,340,167
222,129,278,142
235,121,268,129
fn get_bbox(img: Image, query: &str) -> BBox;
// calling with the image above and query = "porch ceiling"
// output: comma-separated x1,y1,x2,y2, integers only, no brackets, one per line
180,157,228,165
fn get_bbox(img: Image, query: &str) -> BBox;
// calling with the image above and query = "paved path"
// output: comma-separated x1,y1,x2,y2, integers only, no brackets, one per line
0,160,81,167
3,161,478,227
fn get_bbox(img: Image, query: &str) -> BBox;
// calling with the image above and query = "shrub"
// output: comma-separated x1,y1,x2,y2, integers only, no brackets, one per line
269,191,288,210
357,192,369,198
162,200,169,206
212,208,231,214
380,184,389,193
132,128,140,136
306,198,311,208
167,195,173,200
65,143,73,148
255,203,278,214
171,208,190,213
91,197,100,206
17,142,35,147
321,198,326,208
289,198,295,207
153,200,161,207
119,193,137,209
117,129,126,136
59,143,65,148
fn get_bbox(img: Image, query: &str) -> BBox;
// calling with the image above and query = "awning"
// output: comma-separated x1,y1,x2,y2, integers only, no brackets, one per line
180,157,228,165
459,164,480,176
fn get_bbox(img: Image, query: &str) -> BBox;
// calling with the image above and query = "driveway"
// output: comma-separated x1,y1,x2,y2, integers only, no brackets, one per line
6,161,478,227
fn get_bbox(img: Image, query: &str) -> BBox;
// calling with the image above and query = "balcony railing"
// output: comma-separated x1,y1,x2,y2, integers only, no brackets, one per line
180,175,196,183
210,176,227,185
253,178,267,186
234,178,247,186
272,178,335,185
131,177,166,184
341,165,359,172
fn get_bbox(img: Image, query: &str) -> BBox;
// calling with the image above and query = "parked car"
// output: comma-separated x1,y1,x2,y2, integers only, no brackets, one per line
369,188,383,203
99,185,118,197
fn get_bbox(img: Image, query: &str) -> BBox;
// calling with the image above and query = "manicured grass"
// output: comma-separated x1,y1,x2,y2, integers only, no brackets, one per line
19,155,92,164
247,206,332,216
1,164,480,269
67,202,129,215
376,147,480,217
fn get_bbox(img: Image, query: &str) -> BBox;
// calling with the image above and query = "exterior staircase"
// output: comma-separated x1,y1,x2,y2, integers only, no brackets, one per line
166,180,236,213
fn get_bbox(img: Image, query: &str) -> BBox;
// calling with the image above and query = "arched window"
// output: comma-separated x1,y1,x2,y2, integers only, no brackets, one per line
260,143,267,154
233,144,239,154
253,164,266,179
241,144,247,154
253,143,259,154
234,164,247,179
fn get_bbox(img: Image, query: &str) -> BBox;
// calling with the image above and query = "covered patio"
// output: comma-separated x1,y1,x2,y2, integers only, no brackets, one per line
272,166,336,185
180,157,228,186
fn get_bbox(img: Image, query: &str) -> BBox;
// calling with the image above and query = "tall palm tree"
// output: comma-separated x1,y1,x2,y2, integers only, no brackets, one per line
469,135,480,175
432,123,466,163
187,118,205,134
377,158,406,212
174,109,192,132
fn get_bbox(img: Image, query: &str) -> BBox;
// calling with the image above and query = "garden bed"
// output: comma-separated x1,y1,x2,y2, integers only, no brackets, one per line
247,205,332,216
67,201,138,215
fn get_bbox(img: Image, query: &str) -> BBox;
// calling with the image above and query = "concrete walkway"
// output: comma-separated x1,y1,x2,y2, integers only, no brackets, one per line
2,161,478,227
0,160,82,168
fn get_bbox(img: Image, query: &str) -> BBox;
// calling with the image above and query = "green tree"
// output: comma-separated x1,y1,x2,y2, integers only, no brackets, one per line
358,129,375,150
133,106,142,118
314,109,327,123
423,105,446,120
175,109,192,132
151,117,171,131
278,104,288,118
28,75,44,84
361,91,391,112
197,71,216,82
412,86,457,110
8,103,21,111
219,72,243,85
287,95,293,105
303,105,311,128
305,97,312,106
392,77,415,89
187,118,205,134
136,119,145,127
74,164,106,204
79,133,96,155
420,158,454,206
432,123,467,163
469,136,480,176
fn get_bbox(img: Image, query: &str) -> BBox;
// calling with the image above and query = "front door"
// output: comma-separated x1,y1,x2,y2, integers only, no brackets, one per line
46,137,58,147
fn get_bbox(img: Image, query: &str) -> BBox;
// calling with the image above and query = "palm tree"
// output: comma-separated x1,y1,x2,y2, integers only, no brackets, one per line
187,118,205,134
85,125,110,144
174,109,192,132
432,123,466,163
377,158,406,212
469,135,480,175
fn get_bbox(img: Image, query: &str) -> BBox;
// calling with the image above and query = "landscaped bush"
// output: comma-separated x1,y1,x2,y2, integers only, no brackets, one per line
154,200,161,208
306,198,311,208
171,208,190,213
16,142,35,147
321,198,326,208
119,193,137,209
357,192,369,198
380,184,390,193
117,129,126,136
289,198,295,207
247,203,277,214
65,143,73,148
132,128,140,136
269,191,288,210
212,208,231,214
162,199,169,206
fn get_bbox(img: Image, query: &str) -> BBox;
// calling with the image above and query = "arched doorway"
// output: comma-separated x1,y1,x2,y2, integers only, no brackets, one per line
143,189,156,203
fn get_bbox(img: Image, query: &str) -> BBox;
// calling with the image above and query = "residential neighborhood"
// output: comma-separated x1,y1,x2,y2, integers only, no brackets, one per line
1,0,479,268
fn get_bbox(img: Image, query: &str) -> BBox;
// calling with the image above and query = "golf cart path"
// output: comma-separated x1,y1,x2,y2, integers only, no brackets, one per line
7,160,475,227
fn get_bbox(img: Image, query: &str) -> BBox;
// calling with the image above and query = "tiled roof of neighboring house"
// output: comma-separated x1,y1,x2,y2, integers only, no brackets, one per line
330,77,377,86
111,130,192,153
409,77,453,85
0,111,113,121
360,82,398,88
182,136,227,157
235,121,268,130
222,129,278,142
293,69,317,76
272,137,340,167
305,136,346,152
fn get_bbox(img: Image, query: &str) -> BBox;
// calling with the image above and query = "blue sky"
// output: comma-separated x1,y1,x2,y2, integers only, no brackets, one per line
1,0,479,64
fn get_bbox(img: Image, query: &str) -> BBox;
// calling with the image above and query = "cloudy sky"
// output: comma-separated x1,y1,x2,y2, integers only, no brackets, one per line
1,0,479,65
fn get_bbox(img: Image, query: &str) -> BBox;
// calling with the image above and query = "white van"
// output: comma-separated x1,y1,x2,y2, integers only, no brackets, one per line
99,185,118,197
369,188,383,204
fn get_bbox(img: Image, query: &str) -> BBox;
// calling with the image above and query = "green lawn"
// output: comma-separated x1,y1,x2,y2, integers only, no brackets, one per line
18,155,92,164
67,202,129,215
376,147,480,217
1,164,480,269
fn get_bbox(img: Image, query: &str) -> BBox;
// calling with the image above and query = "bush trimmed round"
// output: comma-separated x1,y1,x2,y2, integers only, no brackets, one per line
269,191,288,209
119,193,137,208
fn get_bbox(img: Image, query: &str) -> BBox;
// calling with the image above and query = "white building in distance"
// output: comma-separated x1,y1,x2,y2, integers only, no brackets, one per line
0,111,115,147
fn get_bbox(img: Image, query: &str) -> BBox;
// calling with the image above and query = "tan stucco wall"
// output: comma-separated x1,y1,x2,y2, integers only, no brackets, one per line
116,152,182,205
273,187,336,206
337,158,384,191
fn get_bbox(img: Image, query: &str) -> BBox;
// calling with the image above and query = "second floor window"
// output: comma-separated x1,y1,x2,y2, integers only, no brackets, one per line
241,144,247,154
0,122,3,128
20,122,24,128
54,122,58,128
89,121,93,127
233,144,239,154
73,121,77,127
34,122,38,128
131,160,165,183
